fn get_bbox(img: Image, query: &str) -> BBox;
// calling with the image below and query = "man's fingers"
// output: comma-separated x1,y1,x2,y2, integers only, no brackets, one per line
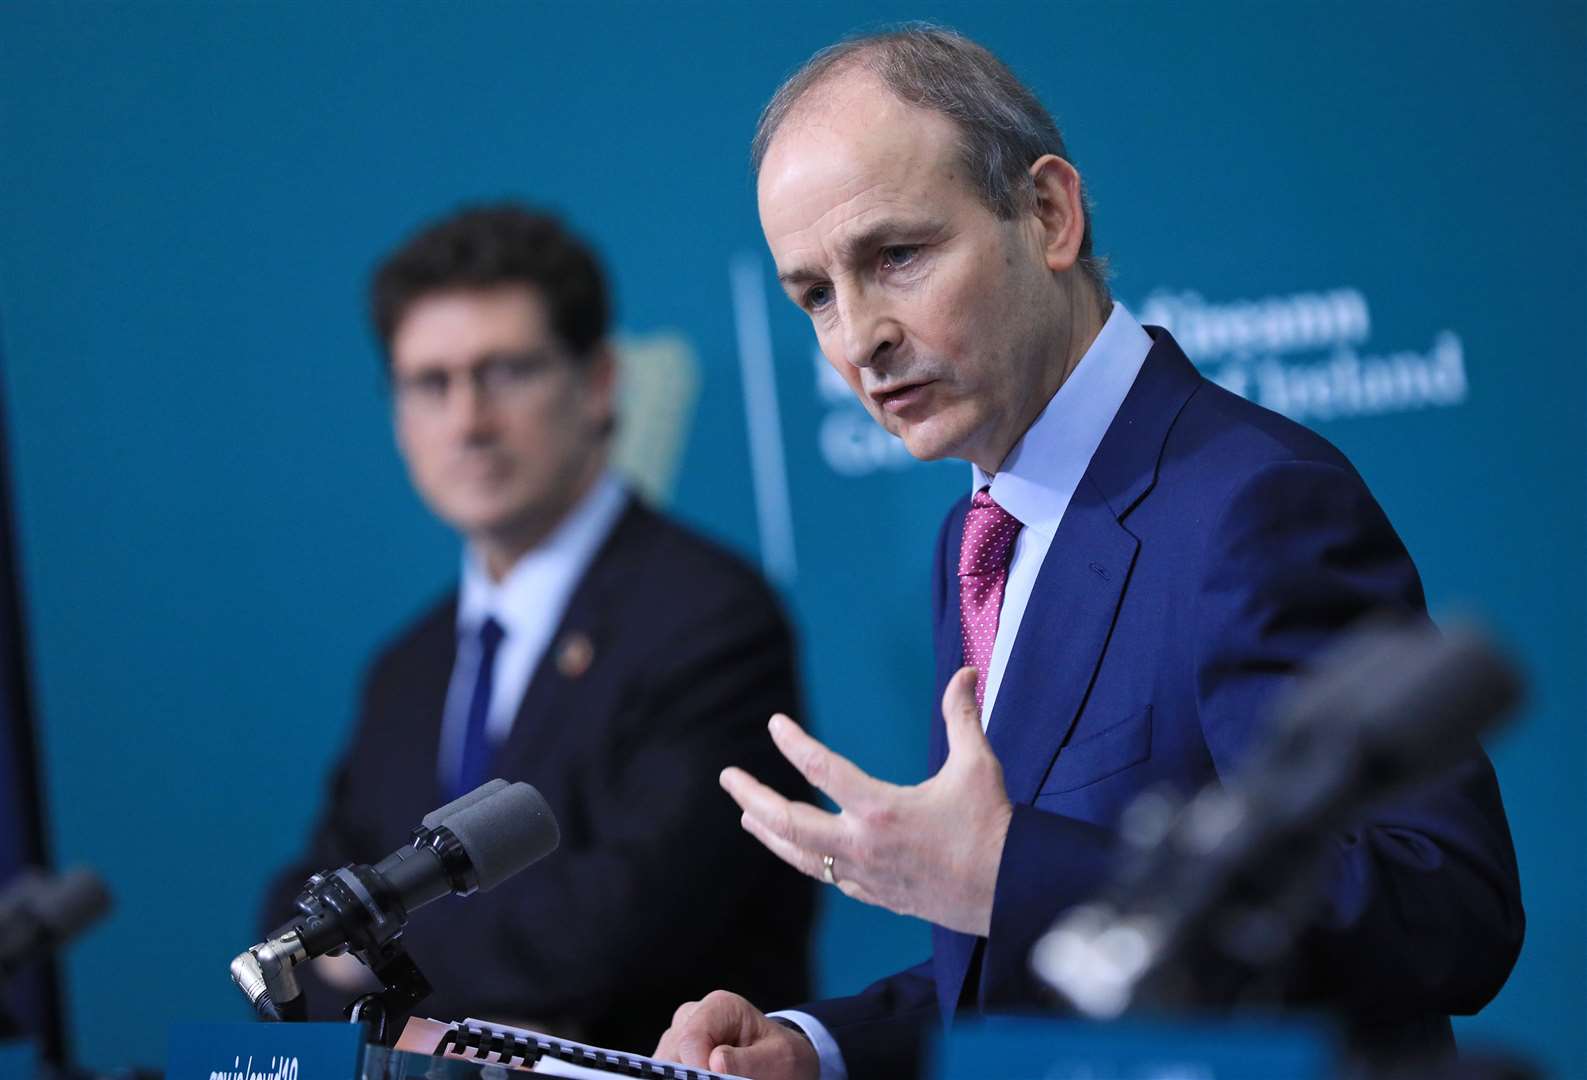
836,875,875,907
767,714,884,806
652,1006,690,1062
653,1000,701,1062
739,809,829,880
653,992,791,1073
941,666,988,755
657,993,743,1067
721,766,844,854
672,1030,717,1068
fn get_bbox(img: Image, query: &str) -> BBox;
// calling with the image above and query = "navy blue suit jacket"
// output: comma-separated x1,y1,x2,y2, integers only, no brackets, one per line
263,497,816,1053
802,329,1522,1073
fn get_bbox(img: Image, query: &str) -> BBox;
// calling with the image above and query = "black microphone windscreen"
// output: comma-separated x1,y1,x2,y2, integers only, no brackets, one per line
444,781,560,891
1356,623,1522,766
1248,619,1522,820
422,777,510,830
39,869,112,939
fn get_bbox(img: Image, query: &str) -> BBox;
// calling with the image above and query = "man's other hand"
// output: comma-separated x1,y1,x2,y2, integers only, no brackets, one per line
722,666,1013,936
652,990,818,1080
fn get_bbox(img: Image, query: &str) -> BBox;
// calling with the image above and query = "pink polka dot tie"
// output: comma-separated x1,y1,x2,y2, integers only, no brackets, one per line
959,488,1022,710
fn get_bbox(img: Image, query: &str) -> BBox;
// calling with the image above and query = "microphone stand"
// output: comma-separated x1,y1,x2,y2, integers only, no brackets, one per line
344,938,431,1047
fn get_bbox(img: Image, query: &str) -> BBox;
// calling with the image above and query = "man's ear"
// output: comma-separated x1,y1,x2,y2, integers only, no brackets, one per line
1028,154,1087,274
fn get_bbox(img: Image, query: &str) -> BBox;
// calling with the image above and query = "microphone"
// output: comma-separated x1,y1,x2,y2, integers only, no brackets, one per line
1034,619,1523,1019
232,779,558,1020
0,867,112,981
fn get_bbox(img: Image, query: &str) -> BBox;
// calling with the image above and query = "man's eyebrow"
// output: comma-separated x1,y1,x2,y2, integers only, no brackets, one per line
776,218,942,288
776,265,825,289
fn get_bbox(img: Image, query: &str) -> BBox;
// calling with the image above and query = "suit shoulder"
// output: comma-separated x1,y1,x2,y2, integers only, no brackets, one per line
606,501,787,622
365,590,457,678
1174,375,1361,479
1140,373,1401,557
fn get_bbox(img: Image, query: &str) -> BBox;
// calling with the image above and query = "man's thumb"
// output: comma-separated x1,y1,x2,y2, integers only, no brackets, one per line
942,665,986,753
711,1041,799,1080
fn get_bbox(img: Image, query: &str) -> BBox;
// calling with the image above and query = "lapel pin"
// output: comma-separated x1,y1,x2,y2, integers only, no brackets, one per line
556,631,595,679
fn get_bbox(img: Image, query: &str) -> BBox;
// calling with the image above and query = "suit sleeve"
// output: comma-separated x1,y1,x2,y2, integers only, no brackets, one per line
797,960,938,1079
1190,458,1523,1016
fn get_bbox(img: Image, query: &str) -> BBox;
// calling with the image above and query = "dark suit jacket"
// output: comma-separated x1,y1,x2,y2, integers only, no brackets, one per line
262,496,816,1052
803,329,1523,1073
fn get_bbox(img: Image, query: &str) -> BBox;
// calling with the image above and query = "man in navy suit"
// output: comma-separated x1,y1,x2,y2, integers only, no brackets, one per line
654,26,1522,1078
262,205,814,1052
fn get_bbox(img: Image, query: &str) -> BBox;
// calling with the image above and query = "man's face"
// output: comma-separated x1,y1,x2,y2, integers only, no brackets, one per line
758,73,1071,473
389,286,613,551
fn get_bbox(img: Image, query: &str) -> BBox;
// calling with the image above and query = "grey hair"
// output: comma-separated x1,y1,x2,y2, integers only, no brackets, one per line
751,24,1110,306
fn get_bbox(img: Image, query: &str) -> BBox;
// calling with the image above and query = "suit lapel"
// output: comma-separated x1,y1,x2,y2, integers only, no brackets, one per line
400,598,463,809
933,481,1138,1020
984,479,1139,803
488,498,644,781
984,328,1202,801
932,328,1204,1018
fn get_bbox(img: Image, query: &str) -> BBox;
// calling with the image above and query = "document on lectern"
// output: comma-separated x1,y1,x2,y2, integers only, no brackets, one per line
396,1016,751,1079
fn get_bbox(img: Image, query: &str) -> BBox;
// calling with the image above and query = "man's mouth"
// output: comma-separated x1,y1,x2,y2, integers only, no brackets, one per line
457,455,507,480
871,380,936,415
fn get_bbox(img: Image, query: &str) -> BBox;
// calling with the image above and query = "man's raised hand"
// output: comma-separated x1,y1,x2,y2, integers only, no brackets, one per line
721,666,1013,937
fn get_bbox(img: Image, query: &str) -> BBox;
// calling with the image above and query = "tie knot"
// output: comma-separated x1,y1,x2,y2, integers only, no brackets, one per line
478,616,506,653
959,490,1021,578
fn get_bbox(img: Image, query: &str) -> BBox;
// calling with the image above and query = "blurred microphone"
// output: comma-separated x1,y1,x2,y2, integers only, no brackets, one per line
1034,619,1523,1020
231,779,559,1020
0,867,112,981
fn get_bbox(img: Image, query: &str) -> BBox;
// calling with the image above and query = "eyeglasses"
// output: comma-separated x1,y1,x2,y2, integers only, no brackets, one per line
392,350,563,414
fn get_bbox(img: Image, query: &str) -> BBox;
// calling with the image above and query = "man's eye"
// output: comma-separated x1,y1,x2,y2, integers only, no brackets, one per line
803,284,833,311
406,371,449,399
483,356,537,386
881,245,920,270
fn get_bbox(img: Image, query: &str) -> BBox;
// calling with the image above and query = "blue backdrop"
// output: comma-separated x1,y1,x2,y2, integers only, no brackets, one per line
0,2,1582,1074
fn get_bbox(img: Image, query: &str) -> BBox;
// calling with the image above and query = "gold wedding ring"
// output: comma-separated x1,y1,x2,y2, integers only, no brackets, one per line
822,853,838,886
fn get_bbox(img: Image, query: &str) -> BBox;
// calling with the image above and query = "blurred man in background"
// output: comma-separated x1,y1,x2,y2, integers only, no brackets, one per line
655,26,1522,1079
263,204,814,1050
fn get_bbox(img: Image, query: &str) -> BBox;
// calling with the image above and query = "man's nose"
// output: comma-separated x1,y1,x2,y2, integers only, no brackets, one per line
447,373,497,436
839,290,901,370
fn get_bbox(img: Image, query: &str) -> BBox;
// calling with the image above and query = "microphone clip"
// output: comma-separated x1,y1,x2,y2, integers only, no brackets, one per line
345,937,433,1047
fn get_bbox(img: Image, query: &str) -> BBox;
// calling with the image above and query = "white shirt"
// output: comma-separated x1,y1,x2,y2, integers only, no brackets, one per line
776,303,1153,1079
436,470,628,790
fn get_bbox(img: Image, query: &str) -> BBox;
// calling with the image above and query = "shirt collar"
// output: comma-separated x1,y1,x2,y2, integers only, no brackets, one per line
457,469,628,638
971,303,1153,537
